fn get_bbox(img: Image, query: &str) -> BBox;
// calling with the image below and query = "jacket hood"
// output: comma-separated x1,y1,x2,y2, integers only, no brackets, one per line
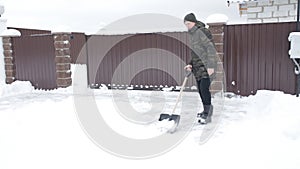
188,21,206,33
196,21,205,28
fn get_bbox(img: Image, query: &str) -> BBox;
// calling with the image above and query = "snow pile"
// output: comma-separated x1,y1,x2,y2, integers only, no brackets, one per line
223,90,300,140
71,64,86,86
0,81,300,169
0,81,34,97
0,64,88,97
71,64,89,94
207,90,300,169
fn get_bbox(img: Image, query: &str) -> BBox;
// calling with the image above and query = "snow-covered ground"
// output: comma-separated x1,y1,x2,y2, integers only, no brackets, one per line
0,80,300,169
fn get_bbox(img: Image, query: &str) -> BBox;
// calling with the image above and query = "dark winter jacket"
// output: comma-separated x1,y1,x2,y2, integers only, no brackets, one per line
188,21,217,81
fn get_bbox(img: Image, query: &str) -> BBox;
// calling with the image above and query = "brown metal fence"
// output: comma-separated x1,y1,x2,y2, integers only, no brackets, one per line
86,32,198,89
8,22,297,94
12,35,57,89
224,22,297,95
69,33,87,64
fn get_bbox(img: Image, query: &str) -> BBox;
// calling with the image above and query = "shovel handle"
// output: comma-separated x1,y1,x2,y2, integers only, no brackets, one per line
185,70,192,77
171,72,190,115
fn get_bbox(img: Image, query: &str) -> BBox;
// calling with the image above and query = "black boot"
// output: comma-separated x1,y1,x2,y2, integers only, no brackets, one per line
197,105,213,118
198,105,213,124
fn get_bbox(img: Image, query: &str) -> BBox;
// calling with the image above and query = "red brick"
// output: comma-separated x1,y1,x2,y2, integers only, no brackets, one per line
210,81,223,91
56,64,71,71
217,53,224,61
217,62,224,72
55,57,71,64
56,71,71,78
55,49,70,56
5,65,16,71
57,78,72,87
4,58,14,64
2,37,11,44
53,34,71,41
212,34,224,43
5,71,15,77
54,42,71,49
3,50,13,57
215,72,224,81
215,44,224,53
208,25,225,34
6,77,15,84
3,44,12,50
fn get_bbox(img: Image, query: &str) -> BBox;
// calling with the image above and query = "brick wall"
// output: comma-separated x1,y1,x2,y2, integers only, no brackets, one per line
53,33,72,88
2,37,16,84
208,23,225,94
247,0,298,23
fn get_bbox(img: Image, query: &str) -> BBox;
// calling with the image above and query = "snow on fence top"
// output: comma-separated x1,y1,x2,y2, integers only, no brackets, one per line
0,29,21,37
94,13,229,36
51,25,72,34
94,13,187,35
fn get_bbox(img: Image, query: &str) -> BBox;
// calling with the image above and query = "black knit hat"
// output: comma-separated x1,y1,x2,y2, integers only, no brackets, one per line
184,13,197,23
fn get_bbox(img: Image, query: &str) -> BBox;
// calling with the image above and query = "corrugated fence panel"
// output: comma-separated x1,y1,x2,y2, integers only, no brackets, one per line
224,22,296,95
70,33,87,64
12,35,57,89
87,32,196,88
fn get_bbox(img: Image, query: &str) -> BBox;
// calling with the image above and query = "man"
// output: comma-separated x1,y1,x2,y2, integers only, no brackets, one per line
183,13,217,124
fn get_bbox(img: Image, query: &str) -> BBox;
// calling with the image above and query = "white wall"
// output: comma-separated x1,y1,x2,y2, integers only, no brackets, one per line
247,0,298,23
0,18,7,85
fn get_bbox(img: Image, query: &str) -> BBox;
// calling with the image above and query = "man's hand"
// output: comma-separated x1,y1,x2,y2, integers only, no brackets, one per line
184,65,192,71
207,68,214,76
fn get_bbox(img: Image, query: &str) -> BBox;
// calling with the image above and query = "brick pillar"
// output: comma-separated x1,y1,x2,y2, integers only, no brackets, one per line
207,22,226,94
53,33,72,88
2,37,16,84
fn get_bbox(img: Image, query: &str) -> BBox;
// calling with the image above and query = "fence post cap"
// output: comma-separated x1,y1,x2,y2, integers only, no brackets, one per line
51,25,72,35
206,14,228,25
0,29,21,37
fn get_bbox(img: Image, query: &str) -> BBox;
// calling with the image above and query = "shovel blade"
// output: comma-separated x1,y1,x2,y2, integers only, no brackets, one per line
170,114,180,124
158,114,171,121
168,114,180,133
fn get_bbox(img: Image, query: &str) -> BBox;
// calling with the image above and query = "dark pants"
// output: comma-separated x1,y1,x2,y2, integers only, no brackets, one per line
197,78,211,105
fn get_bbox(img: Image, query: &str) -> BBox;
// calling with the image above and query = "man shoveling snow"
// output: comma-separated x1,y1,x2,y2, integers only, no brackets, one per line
183,13,218,124
158,13,218,130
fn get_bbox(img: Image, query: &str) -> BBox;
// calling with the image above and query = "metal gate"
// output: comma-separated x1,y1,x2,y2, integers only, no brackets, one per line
86,32,197,89
12,35,57,89
224,22,297,95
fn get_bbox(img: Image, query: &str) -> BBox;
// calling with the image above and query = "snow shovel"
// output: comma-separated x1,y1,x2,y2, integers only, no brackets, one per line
158,70,192,130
